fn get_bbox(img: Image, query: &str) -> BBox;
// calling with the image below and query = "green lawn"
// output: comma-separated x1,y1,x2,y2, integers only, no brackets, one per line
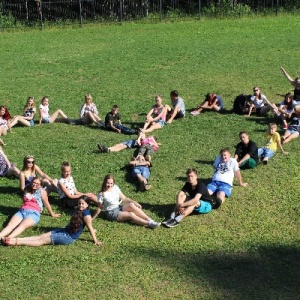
0,16,300,299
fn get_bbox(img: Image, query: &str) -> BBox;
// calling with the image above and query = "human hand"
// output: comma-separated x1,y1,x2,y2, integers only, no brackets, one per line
283,151,289,155
240,182,248,187
117,129,121,134
94,240,104,247
52,213,61,218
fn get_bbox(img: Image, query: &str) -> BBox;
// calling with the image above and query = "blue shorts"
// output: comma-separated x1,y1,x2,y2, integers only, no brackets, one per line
258,147,275,159
29,119,35,127
15,209,40,225
156,119,165,128
132,166,150,180
104,205,123,221
207,180,232,198
42,117,50,123
122,139,138,148
50,228,76,245
194,201,212,214
286,128,299,136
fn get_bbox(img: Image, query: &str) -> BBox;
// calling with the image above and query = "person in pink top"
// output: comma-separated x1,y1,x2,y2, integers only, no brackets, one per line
141,95,167,133
0,177,60,240
136,135,160,161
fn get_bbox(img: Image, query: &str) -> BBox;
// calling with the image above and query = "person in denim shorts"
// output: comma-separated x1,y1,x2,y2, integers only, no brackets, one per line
0,178,60,241
2,196,103,247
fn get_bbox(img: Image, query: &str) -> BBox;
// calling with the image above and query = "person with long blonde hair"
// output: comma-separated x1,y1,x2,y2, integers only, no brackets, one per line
10,96,36,127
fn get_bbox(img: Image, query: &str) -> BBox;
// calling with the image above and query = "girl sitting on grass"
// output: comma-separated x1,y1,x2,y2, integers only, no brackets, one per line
92,174,160,229
57,161,96,208
281,105,300,144
19,155,57,193
0,105,12,145
2,195,103,247
79,94,104,127
10,96,36,128
38,96,70,125
0,177,60,241
191,93,223,116
0,146,20,178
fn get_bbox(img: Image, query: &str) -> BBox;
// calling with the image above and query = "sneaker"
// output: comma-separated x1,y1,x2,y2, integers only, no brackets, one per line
148,220,161,229
162,218,173,226
262,160,268,165
96,120,105,128
190,110,200,116
164,218,180,228
213,197,223,209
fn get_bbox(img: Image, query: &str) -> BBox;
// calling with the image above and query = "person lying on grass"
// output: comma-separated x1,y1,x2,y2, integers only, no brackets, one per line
162,168,218,228
0,177,60,240
207,148,247,208
2,196,103,247
92,174,160,229
129,155,152,192
258,123,288,165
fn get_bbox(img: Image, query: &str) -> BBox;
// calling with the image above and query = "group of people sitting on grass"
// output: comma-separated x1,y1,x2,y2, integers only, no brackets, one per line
0,66,299,246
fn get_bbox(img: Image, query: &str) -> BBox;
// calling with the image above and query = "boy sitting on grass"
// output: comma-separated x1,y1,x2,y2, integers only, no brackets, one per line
258,123,288,165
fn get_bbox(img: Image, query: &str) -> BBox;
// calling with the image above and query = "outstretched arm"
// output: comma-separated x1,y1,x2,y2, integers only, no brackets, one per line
41,189,61,218
234,170,247,187
280,67,294,83
84,215,103,246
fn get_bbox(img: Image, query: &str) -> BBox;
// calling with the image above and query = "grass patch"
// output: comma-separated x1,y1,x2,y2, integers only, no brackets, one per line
0,16,299,299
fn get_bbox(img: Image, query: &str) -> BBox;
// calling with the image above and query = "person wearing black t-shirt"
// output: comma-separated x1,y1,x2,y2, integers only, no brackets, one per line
163,168,220,228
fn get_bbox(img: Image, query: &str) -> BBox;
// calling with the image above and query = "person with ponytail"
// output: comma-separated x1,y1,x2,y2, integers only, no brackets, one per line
2,196,103,247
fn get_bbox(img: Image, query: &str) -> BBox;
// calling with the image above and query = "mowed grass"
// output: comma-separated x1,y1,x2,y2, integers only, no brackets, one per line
0,16,300,299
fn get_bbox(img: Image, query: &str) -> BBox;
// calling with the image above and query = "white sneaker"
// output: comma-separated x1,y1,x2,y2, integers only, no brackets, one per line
148,220,161,229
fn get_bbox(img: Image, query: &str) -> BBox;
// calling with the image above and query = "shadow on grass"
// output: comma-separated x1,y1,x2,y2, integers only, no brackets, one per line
195,159,214,166
139,202,178,218
0,186,21,195
131,244,300,299
245,116,276,126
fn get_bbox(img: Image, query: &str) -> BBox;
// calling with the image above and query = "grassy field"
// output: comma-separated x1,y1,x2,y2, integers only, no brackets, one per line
0,16,300,299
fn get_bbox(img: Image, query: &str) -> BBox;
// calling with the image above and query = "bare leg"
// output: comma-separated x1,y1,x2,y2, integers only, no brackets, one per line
283,132,299,144
50,109,69,123
0,214,22,238
143,122,162,133
117,211,149,226
109,143,127,152
8,232,52,247
122,202,151,221
216,191,226,204
17,118,31,127
7,217,36,238
9,116,22,128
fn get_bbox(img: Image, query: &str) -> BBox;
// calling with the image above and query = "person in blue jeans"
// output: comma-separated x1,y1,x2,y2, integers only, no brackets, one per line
163,168,217,228
105,105,136,135
130,155,152,192
2,196,103,247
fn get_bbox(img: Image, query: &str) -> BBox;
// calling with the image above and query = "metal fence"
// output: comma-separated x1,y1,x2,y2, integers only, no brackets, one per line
0,0,299,28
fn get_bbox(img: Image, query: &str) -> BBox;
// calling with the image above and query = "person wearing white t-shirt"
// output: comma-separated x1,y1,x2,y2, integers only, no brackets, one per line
207,148,247,207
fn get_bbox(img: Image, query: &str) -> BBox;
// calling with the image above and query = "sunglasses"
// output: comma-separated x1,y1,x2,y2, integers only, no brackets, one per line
254,89,259,92
27,160,34,164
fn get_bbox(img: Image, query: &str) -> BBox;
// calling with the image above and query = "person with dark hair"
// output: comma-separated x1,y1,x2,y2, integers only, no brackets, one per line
166,90,185,124
93,174,160,228
247,87,275,116
191,93,223,116
280,67,300,103
19,155,57,192
277,93,297,129
104,105,136,134
0,177,60,241
281,105,300,145
0,105,12,145
57,161,96,208
162,168,216,228
0,146,20,177
2,196,103,247
232,94,251,115
234,131,258,169
129,155,152,192
207,148,247,208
